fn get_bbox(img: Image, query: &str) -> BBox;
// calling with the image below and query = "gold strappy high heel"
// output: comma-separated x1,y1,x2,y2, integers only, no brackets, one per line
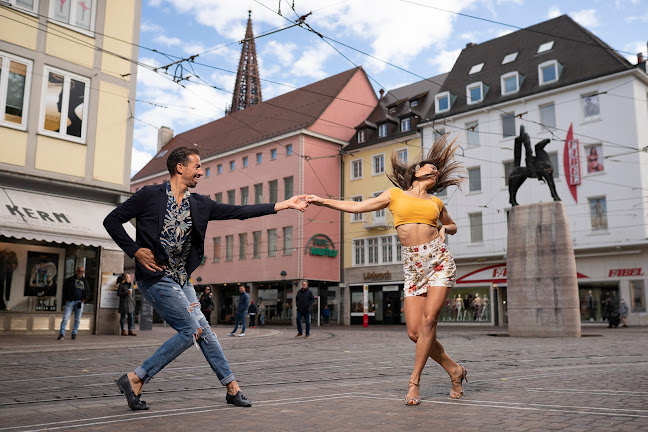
449,365,468,399
405,381,421,406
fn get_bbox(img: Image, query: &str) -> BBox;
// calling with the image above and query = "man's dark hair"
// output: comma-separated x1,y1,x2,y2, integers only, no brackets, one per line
167,147,200,176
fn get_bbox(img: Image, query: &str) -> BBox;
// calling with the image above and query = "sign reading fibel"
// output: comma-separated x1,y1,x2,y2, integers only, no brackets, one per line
304,234,338,258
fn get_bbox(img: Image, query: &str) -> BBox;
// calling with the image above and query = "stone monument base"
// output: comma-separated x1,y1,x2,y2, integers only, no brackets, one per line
507,202,581,337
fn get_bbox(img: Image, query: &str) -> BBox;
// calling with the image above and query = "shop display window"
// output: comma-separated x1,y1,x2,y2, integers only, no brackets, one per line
630,280,646,313
441,286,491,322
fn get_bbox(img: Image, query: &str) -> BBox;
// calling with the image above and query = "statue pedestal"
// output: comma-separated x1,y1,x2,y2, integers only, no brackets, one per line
507,202,581,337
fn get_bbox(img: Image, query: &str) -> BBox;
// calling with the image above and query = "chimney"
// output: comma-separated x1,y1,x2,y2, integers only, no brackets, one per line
379,89,385,99
639,52,644,64
466,42,475,48
157,126,174,152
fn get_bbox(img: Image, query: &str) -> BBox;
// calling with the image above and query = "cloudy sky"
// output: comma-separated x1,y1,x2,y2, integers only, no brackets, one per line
131,0,648,176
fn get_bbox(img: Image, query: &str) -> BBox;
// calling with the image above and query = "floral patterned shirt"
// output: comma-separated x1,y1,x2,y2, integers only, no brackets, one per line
160,181,192,286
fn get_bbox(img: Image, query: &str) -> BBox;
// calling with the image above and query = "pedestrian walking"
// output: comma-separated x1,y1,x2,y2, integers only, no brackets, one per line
295,280,315,338
322,305,330,325
306,136,466,405
57,267,89,340
199,287,214,325
117,273,136,336
248,301,257,328
229,286,250,337
619,298,629,327
103,146,308,410
258,301,266,326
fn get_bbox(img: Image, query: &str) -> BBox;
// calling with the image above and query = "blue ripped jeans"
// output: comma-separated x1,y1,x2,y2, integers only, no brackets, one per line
134,276,235,386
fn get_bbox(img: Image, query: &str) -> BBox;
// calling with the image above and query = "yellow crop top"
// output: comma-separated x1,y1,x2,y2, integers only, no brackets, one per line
388,187,444,228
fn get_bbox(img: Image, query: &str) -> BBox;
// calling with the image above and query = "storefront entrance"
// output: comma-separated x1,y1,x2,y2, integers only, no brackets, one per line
578,282,619,322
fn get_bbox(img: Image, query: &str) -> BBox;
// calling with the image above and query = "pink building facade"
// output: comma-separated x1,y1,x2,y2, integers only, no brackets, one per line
130,68,377,325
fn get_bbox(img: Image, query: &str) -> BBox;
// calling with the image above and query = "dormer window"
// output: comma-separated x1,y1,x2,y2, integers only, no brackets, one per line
466,82,487,104
469,63,484,75
378,123,388,137
435,91,452,113
410,99,418,107
502,52,518,64
538,60,562,85
401,117,411,132
501,72,522,95
537,41,554,54
389,106,396,113
357,129,366,143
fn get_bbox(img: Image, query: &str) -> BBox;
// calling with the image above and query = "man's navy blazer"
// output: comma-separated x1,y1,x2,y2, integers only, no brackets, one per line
103,182,276,282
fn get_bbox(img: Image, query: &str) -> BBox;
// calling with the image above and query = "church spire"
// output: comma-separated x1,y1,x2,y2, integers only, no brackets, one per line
228,10,262,114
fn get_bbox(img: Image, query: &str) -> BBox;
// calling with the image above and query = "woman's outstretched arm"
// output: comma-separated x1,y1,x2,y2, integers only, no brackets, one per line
438,207,457,241
306,190,391,214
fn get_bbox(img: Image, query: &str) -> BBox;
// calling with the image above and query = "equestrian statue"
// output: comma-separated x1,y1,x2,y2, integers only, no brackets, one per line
508,125,561,206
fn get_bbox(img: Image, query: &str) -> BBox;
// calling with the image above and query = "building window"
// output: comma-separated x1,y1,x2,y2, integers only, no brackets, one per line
502,112,515,138
397,148,408,163
225,235,233,261
410,99,418,107
539,60,561,85
548,151,559,179
540,102,556,130
582,93,600,121
586,145,604,173
227,189,235,205
267,228,277,257
353,239,365,265
256,152,262,164
367,238,379,264
283,226,293,255
468,167,481,192
466,82,484,104
436,188,447,198
401,117,411,132
435,91,451,113
502,52,518,64
242,156,248,168
238,233,247,260
469,212,483,243
49,0,95,32
468,63,484,74
351,195,363,222
283,176,293,199
212,237,221,262
630,280,646,312
252,231,261,259
217,164,222,174
215,192,223,203
396,236,402,262
503,160,514,186
229,160,235,171
254,183,263,204
372,154,385,175
381,236,393,263
537,40,554,54
286,144,293,156
0,52,32,129
589,197,608,231
357,129,366,143
271,148,277,160
466,121,479,147
205,167,211,177
5,0,39,13
240,186,248,205
433,128,445,142
373,191,385,220
378,123,388,137
269,180,278,203
501,72,521,95
351,159,363,179
40,67,90,143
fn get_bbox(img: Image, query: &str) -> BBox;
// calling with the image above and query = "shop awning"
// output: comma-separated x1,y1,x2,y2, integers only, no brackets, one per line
0,187,135,251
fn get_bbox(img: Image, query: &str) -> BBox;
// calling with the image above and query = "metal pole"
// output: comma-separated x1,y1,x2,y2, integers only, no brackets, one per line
317,296,320,327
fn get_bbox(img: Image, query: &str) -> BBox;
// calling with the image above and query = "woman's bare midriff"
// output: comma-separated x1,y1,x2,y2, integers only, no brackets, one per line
396,223,440,247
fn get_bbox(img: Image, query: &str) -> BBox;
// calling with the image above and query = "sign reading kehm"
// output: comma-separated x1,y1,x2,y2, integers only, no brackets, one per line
304,234,338,258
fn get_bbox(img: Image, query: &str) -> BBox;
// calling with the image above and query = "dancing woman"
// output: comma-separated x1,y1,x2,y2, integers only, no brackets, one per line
306,137,466,405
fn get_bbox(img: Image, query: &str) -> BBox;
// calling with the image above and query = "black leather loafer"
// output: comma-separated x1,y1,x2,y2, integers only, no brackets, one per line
116,374,149,410
226,390,252,407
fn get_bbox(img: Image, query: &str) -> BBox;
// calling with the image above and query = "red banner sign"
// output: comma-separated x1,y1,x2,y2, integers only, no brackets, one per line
563,123,580,202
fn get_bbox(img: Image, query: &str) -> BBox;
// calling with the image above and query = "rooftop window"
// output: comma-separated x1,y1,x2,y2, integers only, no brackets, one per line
537,41,554,54
466,82,486,104
538,60,561,85
501,72,522,95
469,63,484,75
435,91,452,113
502,52,518,64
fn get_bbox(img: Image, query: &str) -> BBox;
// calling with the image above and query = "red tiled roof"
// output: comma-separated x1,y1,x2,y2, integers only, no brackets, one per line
132,67,365,181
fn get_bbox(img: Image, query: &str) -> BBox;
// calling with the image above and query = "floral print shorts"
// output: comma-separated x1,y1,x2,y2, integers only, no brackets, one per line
403,237,456,297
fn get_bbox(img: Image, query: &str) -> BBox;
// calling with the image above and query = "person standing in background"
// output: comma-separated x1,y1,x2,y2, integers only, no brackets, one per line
248,301,257,328
229,286,249,337
258,302,266,326
118,274,137,336
199,287,214,325
295,280,315,338
57,267,89,340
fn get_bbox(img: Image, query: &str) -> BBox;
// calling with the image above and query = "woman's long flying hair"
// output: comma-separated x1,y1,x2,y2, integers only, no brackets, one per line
387,134,465,195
